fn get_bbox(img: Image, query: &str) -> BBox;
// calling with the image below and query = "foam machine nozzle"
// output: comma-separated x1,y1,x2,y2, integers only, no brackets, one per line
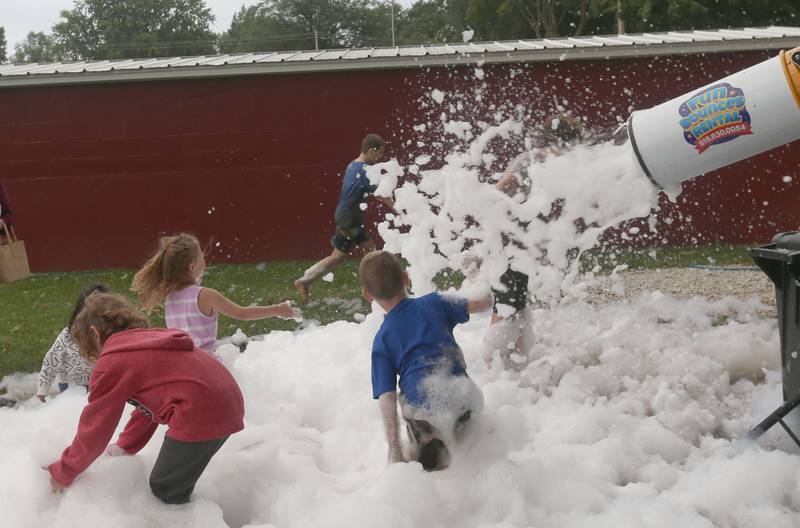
627,45,800,189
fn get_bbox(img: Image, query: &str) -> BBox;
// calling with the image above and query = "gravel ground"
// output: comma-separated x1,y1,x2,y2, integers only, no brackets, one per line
586,267,776,313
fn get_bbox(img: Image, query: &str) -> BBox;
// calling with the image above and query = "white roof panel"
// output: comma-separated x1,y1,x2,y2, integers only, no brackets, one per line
370,47,400,58
693,29,752,40
286,50,325,61
397,46,427,57
112,58,166,70
313,50,348,60
481,41,517,52
742,26,793,37
588,36,632,46
0,26,796,87
540,39,574,49
426,44,456,56
340,48,372,59
141,57,183,69
641,32,693,43
255,51,299,63
565,37,601,47
613,34,667,44
450,43,486,53
770,26,800,36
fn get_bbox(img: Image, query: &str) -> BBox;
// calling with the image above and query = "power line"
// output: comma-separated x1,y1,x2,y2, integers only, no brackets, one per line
48,31,398,56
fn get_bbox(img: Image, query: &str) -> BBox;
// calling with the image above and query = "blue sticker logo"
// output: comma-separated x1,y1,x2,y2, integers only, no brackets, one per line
679,83,753,153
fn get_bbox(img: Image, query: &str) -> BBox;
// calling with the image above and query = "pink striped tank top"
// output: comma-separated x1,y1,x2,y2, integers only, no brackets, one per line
165,285,218,354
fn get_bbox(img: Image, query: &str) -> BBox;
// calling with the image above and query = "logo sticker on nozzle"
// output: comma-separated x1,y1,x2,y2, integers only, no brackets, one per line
679,83,753,153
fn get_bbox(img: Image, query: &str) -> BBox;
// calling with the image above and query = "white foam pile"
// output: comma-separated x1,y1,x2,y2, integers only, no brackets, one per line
1,291,795,527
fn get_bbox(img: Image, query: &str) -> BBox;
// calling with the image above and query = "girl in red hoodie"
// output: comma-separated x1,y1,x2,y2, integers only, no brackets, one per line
47,293,245,504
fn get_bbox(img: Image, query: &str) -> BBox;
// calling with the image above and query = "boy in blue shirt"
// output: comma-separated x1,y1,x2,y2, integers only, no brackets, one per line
359,250,492,470
294,134,394,303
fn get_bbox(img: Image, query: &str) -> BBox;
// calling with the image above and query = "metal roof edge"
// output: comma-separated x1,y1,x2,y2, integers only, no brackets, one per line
0,34,796,89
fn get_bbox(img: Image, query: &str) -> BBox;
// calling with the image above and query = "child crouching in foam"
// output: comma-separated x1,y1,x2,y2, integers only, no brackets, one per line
37,283,108,402
359,250,492,470
46,293,245,504
131,233,300,356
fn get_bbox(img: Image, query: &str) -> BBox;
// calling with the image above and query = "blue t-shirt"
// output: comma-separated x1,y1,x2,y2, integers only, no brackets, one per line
334,161,378,221
371,293,470,407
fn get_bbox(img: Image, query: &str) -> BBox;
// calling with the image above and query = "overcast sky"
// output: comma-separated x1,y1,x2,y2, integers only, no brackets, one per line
1,0,416,58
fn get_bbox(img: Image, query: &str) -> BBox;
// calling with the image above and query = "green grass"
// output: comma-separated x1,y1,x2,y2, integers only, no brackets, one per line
0,260,368,379
0,245,756,379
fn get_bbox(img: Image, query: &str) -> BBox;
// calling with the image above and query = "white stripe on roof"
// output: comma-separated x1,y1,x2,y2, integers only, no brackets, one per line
0,26,797,88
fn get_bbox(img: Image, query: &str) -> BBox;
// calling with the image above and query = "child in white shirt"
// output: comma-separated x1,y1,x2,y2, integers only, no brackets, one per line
36,284,108,402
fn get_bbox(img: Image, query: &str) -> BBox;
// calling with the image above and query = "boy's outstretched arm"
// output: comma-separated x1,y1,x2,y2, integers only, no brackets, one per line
495,170,518,196
378,391,406,464
467,291,493,314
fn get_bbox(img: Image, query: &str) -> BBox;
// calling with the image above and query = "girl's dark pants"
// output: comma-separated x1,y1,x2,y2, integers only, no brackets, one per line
149,436,228,504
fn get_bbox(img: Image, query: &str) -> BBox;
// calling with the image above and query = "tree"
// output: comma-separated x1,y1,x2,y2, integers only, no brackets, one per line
396,1,464,44
509,0,619,38
219,4,317,53
396,0,606,44
615,0,800,34
0,27,7,63
455,0,800,40
53,0,217,61
13,32,63,64
465,0,539,41
220,0,402,53
345,0,398,47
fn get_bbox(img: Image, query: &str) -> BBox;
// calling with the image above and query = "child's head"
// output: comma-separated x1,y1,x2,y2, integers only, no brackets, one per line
361,134,385,164
71,293,149,362
131,233,204,313
358,250,406,301
537,113,584,150
68,283,109,330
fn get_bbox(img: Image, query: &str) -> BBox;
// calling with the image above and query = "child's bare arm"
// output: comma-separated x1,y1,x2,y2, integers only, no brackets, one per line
495,170,518,195
378,391,406,464
198,288,301,321
467,291,493,314
375,195,396,213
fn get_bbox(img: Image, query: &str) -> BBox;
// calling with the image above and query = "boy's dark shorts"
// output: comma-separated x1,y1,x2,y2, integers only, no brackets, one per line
492,268,529,313
331,213,371,253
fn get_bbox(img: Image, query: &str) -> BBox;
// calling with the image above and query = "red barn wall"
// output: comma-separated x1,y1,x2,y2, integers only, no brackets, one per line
0,48,797,272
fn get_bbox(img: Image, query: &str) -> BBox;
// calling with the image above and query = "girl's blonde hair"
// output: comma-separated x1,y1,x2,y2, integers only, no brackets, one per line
71,293,149,362
131,233,202,313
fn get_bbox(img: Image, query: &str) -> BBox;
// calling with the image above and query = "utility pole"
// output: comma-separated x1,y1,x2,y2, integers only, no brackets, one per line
390,2,396,46
314,29,319,50
617,0,625,34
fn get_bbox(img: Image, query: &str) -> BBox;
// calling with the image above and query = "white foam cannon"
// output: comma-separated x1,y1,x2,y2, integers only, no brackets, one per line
627,46,800,190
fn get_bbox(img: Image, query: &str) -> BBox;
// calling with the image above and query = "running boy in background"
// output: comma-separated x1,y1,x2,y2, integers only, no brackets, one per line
359,250,492,470
37,283,108,402
294,134,394,303
132,233,300,356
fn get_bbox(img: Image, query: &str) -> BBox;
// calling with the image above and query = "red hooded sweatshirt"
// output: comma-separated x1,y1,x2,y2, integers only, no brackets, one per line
49,328,245,486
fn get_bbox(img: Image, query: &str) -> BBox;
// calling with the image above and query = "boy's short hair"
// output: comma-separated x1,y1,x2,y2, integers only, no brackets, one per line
361,133,385,153
359,250,404,300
